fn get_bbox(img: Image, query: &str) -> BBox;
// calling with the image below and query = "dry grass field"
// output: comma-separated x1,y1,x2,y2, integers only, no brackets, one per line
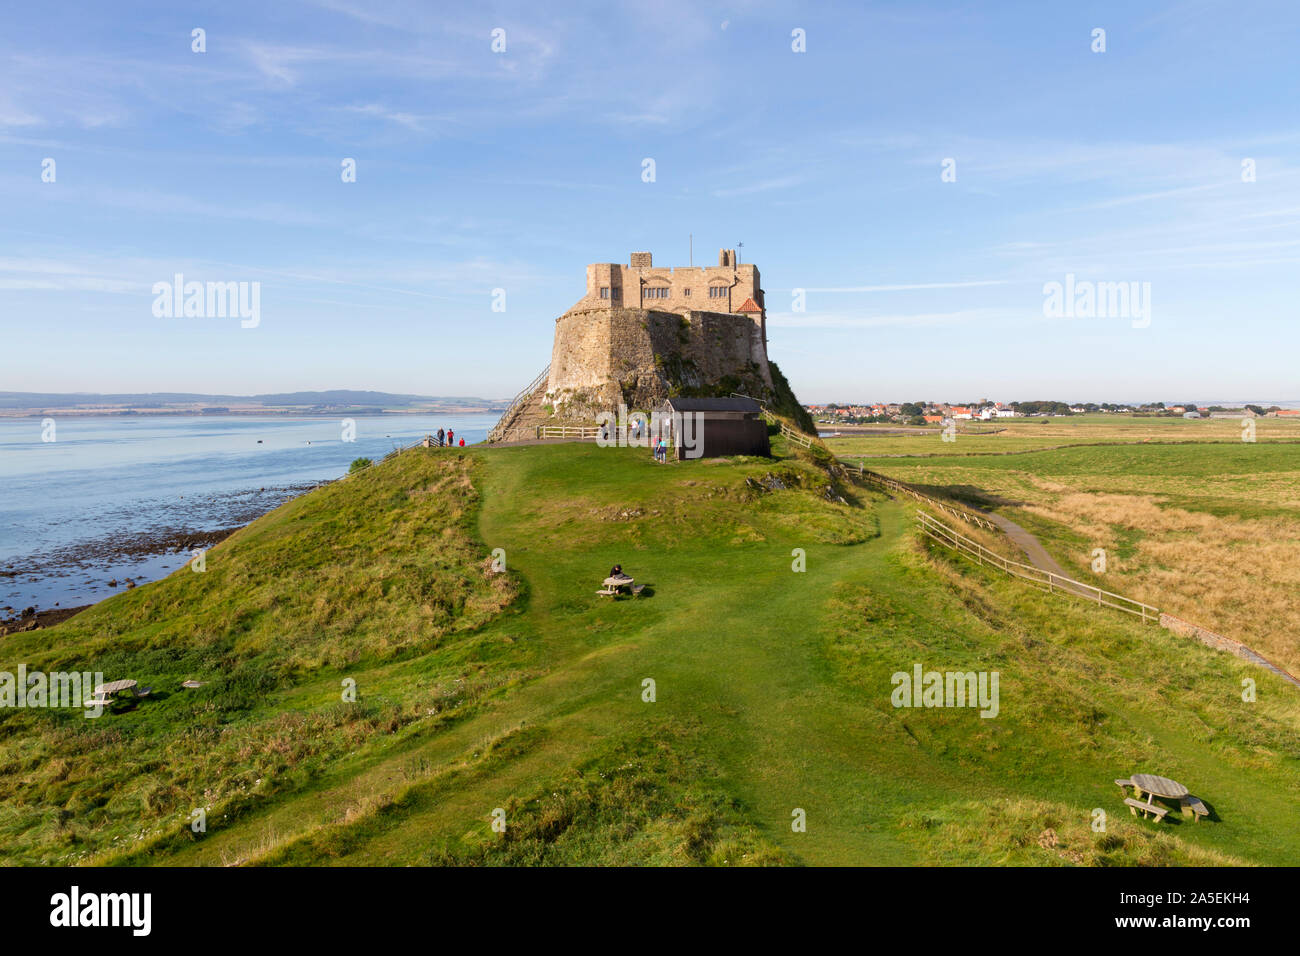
829,415,1300,676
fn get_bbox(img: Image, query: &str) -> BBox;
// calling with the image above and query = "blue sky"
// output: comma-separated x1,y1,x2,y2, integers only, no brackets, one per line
1,0,1297,404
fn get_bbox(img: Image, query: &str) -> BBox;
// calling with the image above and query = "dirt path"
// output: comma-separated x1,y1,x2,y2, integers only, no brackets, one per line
980,512,1069,578
979,510,1100,600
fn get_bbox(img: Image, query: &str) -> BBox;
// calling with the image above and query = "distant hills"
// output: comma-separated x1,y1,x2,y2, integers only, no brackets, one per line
0,390,508,413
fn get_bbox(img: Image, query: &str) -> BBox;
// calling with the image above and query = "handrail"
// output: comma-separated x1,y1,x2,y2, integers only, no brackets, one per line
760,408,814,448
485,364,551,444
857,467,996,531
917,509,1160,623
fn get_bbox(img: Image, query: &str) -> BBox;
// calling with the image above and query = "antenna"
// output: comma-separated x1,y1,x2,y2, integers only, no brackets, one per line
689,233,693,267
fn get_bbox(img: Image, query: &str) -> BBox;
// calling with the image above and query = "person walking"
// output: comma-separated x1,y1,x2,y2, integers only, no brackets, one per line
437,427,445,447
447,428,454,446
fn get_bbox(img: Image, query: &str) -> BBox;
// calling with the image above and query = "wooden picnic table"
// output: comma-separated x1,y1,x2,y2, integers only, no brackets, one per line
602,575,634,591
1130,773,1189,805
93,679,138,696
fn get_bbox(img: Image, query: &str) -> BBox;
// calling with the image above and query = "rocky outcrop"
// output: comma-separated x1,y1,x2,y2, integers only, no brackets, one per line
546,307,773,421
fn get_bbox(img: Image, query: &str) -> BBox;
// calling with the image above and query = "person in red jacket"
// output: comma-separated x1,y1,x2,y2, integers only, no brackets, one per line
447,428,454,445
458,437,465,446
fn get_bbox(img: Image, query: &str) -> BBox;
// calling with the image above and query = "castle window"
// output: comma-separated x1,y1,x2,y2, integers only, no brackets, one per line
683,288,691,296
644,287,670,299
708,286,728,299
600,287,610,299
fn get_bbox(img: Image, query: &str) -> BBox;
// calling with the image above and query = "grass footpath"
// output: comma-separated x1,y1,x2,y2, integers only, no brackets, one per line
2,437,1297,865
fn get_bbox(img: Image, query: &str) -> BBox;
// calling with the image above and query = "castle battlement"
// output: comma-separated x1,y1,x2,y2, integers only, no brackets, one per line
568,250,766,330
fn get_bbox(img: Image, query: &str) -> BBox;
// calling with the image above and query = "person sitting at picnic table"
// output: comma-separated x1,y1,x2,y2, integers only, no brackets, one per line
609,564,624,578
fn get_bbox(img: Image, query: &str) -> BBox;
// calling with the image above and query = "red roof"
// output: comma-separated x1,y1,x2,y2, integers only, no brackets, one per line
735,297,762,313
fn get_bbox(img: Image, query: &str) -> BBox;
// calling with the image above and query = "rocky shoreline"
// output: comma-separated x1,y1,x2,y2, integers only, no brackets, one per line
0,604,90,636
0,481,326,627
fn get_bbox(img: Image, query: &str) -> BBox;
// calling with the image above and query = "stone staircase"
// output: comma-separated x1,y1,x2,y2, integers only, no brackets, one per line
485,365,551,443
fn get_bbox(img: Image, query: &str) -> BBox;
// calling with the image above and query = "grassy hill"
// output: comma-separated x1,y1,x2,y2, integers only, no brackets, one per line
2,436,1297,866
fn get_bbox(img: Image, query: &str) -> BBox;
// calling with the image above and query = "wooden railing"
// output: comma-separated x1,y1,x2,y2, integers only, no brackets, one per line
857,467,996,532
485,364,551,444
537,425,600,439
758,409,814,449
917,510,1160,624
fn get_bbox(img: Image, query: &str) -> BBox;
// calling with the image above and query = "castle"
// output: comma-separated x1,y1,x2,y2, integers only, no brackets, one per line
545,250,774,418
488,250,789,442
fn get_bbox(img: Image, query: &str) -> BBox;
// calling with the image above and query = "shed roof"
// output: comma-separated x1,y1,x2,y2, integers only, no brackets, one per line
663,397,764,413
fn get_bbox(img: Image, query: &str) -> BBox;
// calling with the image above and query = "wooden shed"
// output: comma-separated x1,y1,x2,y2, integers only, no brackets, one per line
660,397,771,460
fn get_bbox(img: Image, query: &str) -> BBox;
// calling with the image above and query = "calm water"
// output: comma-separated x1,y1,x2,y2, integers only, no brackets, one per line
0,413,498,611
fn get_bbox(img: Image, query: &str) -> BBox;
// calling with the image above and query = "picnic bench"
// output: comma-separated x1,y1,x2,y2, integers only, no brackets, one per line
86,679,153,711
598,575,633,597
597,576,644,598
1180,795,1210,823
1131,773,1188,804
1124,797,1168,822
94,678,138,697
1117,773,1213,824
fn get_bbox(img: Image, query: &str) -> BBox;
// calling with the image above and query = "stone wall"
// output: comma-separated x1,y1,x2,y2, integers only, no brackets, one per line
1160,612,1300,688
547,307,774,419
574,262,762,313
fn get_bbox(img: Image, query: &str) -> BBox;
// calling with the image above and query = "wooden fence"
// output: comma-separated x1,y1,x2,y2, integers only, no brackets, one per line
917,509,1160,624
857,467,997,532
537,425,600,440
758,409,814,449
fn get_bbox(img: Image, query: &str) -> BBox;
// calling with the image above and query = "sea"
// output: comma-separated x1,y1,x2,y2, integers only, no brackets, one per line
0,413,499,613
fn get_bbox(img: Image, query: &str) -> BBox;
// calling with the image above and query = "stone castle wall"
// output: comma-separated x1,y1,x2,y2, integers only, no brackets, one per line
573,262,764,317
546,307,773,419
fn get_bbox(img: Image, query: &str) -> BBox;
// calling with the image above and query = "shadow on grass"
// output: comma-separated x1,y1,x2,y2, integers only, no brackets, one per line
910,482,1028,511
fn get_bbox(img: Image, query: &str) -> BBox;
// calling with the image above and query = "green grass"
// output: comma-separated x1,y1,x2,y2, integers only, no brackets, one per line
847,419,1300,676
1,439,1297,866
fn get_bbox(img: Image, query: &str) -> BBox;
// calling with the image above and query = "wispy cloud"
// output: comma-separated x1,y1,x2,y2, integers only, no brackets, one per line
798,280,1015,293
768,307,1012,329
712,176,805,198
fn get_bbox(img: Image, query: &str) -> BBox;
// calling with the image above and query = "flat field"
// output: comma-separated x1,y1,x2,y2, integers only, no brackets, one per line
828,415,1300,675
